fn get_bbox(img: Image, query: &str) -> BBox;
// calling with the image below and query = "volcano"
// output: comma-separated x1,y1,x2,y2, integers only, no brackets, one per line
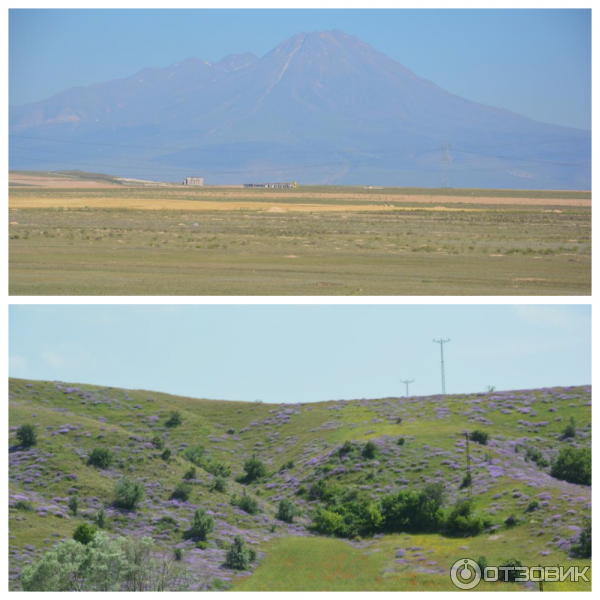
9,30,591,189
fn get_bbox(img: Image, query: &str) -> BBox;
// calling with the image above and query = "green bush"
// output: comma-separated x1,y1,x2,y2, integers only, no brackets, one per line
460,473,472,489
312,508,345,536
276,498,299,523
204,460,231,478
381,487,445,534
174,548,183,561
397,437,405,446
151,435,164,450
209,475,228,493
571,517,591,558
562,417,577,439
525,500,539,513
551,447,591,485
443,499,485,537
16,424,37,447
240,455,267,483
231,492,259,515
225,535,256,570
161,448,172,461
165,411,182,427
68,495,79,516
95,507,107,528
73,523,98,545
114,477,145,510
170,482,192,502
13,500,34,512
469,430,489,445
186,508,215,541
183,466,197,480
87,447,115,469
362,441,377,459
339,441,354,456
183,446,206,466
498,558,525,582
524,447,549,468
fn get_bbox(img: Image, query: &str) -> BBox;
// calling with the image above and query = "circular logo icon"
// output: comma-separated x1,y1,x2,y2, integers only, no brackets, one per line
450,558,481,590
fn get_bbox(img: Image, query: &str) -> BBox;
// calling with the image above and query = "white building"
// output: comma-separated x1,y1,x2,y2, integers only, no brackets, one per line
183,177,204,186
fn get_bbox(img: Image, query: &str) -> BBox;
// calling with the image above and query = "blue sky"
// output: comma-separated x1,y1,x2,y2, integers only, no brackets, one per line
9,9,591,130
9,305,591,403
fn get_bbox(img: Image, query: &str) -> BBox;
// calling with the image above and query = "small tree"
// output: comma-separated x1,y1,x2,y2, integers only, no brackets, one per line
362,441,377,459
551,447,591,485
276,498,299,523
16,424,37,447
87,447,115,469
209,475,227,493
68,495,79,516
151,435,164,450
186,508,215,541
225,535,256,570
231,492,259,515
562,417,577,439
241,455,267,483
73,523,98,545
165,411,182,428
114,477,145,510
95,507,107,528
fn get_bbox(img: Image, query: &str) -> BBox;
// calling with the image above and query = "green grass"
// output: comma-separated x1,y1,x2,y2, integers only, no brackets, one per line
8,189,591,295
9,379,592,591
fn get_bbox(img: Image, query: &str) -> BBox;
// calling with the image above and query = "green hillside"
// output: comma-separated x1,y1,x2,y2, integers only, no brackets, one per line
8,378,591,591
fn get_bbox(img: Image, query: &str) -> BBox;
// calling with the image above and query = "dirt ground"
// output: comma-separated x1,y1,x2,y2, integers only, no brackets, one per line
9,173,123,188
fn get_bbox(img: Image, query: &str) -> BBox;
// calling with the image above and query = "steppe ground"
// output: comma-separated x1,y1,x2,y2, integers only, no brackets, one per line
9,173,591,295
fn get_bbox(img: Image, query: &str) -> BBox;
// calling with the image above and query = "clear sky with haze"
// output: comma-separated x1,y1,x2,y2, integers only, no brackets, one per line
9,8,591,130
9,305,591,404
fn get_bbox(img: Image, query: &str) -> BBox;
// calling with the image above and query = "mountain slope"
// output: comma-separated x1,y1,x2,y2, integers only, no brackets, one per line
9,30,590,189
8,379,591,590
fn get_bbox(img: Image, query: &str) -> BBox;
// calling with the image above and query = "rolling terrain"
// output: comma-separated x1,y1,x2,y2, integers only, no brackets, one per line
9,30,590,189
9,178,591,296
9,378,591,591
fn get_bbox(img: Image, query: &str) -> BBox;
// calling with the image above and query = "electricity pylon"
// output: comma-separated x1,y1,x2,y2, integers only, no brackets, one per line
433,338,450,395
400,379,414,397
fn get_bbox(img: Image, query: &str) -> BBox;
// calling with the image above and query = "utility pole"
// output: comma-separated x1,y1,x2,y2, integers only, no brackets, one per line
440,140,452,189
433,338,450,395
400,379,414,397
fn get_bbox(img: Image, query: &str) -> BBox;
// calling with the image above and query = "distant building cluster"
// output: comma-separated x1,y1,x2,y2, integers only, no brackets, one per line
243,182,297,189
182,177,204,186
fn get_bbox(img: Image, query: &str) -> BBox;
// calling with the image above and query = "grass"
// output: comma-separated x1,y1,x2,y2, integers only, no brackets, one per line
9,379,592,591
8,185,591,295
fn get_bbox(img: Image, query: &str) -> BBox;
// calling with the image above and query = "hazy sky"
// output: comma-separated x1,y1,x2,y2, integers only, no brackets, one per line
9,9,591,130
9,305,591,404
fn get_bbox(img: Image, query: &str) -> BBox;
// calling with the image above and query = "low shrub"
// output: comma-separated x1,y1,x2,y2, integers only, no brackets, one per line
524,447,549,468
504,514,518,528
183,446,206,466
151,435,164,450
171,482,192,502
161,448,172,461
165,411,183,427
68,495,79,516
460,473,472,489
95,507,107,528
209,475,228,493
397,437,405,446
87,447,115,469
525,500,539,513
114,477,145,510
13,500,34,512
231,492,259,515
362,441,377,459
498,558,525,582
571,517,591,558
562,417,577,439
174,548,183,561
469,430,489,445
443,499,486,537
239,455,267,483
183,466,197,480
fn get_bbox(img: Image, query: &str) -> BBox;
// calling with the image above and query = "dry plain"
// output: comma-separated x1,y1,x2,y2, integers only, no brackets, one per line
9,173,591,296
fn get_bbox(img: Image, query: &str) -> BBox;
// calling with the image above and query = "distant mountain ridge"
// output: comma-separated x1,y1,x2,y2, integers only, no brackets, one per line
9,30,591,188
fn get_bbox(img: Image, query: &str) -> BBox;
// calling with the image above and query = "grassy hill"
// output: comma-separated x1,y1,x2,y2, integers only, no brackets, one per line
8,378,591,591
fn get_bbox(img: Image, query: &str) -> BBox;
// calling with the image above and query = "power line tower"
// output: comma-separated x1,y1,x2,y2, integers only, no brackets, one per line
440,140,452,189
400,379,414,397
433,338,450,395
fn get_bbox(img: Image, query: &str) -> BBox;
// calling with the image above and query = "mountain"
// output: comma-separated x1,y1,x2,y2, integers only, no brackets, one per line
9,378,591,591
9,30,591,189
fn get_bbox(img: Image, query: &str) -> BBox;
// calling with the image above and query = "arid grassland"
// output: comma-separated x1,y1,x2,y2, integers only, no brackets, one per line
9,379,591,591
9,184,591,295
